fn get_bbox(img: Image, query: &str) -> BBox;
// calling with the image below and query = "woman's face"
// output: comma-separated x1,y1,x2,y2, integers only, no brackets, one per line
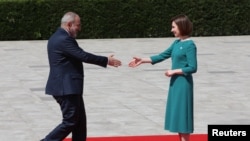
171,21,180,37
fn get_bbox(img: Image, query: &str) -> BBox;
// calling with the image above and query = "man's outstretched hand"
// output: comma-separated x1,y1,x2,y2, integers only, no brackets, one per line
108,55,122,67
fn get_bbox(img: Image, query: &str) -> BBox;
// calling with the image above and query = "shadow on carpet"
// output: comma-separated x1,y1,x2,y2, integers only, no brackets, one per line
64,134,207,141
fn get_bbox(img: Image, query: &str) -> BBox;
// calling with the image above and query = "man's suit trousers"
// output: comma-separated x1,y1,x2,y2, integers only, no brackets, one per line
44,94,87,141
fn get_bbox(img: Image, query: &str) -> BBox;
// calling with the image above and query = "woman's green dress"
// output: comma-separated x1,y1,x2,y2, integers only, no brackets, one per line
150,39,197,133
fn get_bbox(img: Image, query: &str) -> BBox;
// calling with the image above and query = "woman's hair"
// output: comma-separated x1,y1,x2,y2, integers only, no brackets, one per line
171,14,193,36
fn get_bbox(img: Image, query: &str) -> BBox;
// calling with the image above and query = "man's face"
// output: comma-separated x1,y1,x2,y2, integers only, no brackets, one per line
69,16,81,38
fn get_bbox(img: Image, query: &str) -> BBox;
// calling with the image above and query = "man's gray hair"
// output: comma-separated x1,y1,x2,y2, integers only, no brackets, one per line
61,12,78,24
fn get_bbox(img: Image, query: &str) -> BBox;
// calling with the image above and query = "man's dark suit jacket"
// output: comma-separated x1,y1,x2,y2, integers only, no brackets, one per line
45,28,108,96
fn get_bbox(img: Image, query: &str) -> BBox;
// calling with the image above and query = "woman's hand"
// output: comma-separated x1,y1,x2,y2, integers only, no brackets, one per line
165,69,183,77
128,57,143,68
165,70,174,77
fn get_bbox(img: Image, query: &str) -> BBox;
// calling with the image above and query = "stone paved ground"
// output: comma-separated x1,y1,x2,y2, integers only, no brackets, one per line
0,36,249,141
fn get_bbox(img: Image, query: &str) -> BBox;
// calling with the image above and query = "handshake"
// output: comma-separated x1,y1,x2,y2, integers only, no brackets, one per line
108,55,142,68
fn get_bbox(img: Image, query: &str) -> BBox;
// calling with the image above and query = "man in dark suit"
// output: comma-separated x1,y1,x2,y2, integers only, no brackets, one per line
41,11,121,141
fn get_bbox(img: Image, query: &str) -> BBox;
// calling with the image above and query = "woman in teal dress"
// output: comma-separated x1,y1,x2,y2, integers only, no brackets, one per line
128,14,197,141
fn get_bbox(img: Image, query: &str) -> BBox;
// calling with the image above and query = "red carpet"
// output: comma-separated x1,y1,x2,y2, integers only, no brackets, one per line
64,134,207,141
